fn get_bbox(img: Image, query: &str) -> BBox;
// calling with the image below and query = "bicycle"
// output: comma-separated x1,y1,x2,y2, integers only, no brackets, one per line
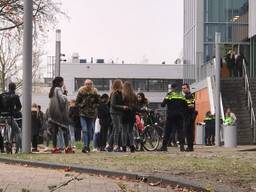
133,108,163,151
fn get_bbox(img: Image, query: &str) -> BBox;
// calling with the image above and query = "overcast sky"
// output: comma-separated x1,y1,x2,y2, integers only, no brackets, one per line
45,0,184,64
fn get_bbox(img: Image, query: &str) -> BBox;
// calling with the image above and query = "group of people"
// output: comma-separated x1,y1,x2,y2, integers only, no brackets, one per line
0,78,237,154
159,83,197,152
47,77,150,153
203,108,237,146
224,50,245,78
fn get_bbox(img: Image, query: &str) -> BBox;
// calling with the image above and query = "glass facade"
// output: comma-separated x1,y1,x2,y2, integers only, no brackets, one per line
74,78,182,92
204,0,249,62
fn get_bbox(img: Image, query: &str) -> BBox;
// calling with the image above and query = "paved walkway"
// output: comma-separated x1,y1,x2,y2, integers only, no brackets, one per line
0,163,177,192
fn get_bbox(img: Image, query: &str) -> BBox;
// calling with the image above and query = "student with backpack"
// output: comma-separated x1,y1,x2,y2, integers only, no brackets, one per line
0,82,22,153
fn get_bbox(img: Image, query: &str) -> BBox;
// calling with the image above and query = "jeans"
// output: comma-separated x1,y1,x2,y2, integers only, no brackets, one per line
108,114,122,146
69,125,75,147
80,116,94,148
51,124,69,148
122,121,134,147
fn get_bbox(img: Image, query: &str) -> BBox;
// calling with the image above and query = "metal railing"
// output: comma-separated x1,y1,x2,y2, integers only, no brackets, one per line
242,60,256,143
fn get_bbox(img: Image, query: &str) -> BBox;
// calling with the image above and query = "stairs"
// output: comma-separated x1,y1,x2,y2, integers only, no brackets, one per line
221,78,253,144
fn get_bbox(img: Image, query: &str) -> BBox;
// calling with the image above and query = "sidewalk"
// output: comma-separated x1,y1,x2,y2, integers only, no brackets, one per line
0,163,178,192
1,145,256,192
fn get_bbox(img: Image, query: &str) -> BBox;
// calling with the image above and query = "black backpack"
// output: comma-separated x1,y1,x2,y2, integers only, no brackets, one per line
0,92,14,113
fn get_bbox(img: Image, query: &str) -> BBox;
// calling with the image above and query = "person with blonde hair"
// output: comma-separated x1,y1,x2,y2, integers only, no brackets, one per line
121,81,137,152
76,79,100,153
105,79,127,152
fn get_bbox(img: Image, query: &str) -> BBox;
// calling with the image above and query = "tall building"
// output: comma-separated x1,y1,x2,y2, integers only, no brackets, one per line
183,0,249,82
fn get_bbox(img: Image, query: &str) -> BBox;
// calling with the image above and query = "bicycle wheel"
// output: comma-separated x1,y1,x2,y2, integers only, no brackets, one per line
142,125,160,151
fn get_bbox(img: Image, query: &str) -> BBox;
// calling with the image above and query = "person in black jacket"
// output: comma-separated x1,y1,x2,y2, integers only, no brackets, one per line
0,82,22,153
105,79,128,152
182,83,197,152
69,100,81,141
98,94,112,151
159,83,188,152
31,103,41,152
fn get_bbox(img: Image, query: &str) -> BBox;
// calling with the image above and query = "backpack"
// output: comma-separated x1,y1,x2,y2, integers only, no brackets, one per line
0,92,13,113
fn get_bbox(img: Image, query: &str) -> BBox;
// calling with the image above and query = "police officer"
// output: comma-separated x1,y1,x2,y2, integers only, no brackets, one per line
182,83,197,152
160,83,188,152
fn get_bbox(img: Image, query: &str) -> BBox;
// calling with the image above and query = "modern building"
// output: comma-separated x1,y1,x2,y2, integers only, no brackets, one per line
184,0,250,82
183,0,256,144
33,61,184,113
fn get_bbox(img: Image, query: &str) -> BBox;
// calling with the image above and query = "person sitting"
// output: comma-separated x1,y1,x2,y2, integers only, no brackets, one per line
224,108,237,126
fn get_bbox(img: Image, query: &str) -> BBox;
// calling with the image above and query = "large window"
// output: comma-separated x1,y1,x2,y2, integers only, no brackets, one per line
203,0,248,62
74,78,182,92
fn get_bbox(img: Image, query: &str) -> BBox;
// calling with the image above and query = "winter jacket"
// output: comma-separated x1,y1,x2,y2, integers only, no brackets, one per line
98,101,111,127
48,87,69,129
76,87,100,118
31,108,41,136
110,91,124,114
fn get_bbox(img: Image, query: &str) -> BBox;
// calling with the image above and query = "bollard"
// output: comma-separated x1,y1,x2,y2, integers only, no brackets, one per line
195,124,205,145
223,125,237,147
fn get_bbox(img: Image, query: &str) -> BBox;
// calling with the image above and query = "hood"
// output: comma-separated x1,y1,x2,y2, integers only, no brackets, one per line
78,86,98,95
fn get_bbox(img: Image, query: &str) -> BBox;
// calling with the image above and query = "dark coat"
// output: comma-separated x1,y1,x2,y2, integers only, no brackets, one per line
110,91,124,114
122,94,138,124
31,109,41,136
69,105,81,128
98,101,111,127
161,91,188,117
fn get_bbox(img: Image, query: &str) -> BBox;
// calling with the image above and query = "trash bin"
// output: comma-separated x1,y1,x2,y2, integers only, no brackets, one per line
195,124,205,145
223,125,237,147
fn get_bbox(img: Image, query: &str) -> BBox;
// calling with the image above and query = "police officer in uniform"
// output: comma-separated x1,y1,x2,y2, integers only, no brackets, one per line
160,83,188,152
182,83,197,152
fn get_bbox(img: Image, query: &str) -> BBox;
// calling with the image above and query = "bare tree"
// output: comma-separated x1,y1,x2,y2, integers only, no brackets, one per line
0,31,22,92
0,0,65,33
0,0,67,91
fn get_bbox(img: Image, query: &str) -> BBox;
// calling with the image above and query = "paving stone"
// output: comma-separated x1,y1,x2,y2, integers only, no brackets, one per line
0,163,174,192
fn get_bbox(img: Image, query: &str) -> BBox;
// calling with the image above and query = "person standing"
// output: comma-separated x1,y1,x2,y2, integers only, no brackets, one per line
182,83,197,152
159,83,188,152
0,82,22,153
69,100,81,141
48,76,74,154
225,50,235,77
37,105,44,144
98,94,112,151
105,79,127,152
122,81,137,152
76,79,100,153
31,103,41,152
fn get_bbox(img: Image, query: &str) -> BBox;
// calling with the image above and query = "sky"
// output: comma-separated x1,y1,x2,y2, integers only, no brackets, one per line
44,0,184,65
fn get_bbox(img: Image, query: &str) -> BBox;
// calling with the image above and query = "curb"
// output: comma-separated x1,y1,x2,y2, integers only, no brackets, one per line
0,157,239,192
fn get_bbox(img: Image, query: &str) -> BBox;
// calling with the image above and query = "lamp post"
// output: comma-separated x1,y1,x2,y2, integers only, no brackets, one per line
55,29,61,77
22,0,33,153
215,32,221,146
